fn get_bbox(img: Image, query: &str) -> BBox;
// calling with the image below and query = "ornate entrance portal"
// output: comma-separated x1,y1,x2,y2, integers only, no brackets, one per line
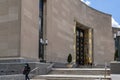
76,25,93,66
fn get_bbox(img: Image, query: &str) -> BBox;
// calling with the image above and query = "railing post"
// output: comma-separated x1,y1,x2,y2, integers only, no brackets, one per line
104,62,107,79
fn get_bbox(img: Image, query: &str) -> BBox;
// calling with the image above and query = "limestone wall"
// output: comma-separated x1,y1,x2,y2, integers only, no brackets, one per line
21,0,39,60
0,0,39,60
0,0,21,57
46,0,115,64
0,0,115,64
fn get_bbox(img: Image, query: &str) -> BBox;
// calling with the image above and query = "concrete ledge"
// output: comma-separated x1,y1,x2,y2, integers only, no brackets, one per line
0,57,39,63
0,62,52,75
0,74,24,80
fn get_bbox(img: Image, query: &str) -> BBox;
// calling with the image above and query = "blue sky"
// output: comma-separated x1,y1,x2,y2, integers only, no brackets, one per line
81,0,120,28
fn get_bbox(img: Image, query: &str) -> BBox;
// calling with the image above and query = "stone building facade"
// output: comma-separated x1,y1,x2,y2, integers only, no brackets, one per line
0,0,115,66
0,0,39,60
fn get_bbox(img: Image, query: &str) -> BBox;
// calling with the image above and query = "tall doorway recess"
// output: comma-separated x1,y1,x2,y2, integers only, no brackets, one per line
75,23,93,66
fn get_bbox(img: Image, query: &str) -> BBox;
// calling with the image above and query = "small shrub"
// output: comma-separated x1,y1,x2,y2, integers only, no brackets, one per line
67,54,72,63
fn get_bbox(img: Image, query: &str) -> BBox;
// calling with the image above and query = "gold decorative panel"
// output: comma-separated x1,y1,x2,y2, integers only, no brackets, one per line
88,29,93,64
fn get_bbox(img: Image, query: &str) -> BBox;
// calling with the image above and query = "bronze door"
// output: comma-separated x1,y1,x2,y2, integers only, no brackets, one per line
76,28,84,65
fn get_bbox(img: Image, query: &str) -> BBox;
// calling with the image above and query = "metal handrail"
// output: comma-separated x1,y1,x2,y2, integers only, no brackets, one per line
30,67,39,73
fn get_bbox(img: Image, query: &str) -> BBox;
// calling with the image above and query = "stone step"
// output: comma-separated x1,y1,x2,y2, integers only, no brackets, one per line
49,68,110,75
32,74,111,80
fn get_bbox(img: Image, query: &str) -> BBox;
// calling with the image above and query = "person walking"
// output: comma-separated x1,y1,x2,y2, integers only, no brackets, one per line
23,63,31,80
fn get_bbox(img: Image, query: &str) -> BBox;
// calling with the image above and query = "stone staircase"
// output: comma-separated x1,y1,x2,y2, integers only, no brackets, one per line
31,68,111,80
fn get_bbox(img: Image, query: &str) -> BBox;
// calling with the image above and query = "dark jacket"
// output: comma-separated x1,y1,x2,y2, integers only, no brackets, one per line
23,64,31,75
